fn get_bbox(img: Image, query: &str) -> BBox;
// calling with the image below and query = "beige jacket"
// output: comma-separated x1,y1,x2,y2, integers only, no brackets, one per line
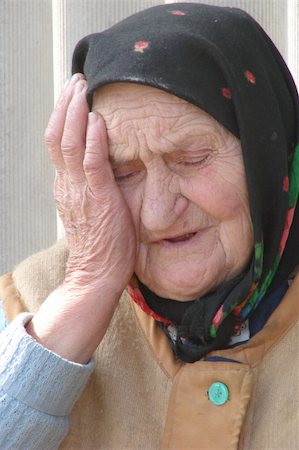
1,240,299,450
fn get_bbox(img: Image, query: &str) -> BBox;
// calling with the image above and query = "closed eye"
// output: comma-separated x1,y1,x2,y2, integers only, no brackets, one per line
167,149,213,174
179,155,210,166
114,170,139,181
112,160,145,185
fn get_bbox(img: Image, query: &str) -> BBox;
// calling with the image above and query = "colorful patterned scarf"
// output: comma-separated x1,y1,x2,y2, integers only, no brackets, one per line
72,3,299,361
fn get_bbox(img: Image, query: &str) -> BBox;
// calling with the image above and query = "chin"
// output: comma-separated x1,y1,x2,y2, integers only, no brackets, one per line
149,283,212,301
139,267,223,301
135,243,232,301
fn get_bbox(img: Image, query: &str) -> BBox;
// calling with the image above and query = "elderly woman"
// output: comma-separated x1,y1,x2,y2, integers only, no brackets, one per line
0,3,298,449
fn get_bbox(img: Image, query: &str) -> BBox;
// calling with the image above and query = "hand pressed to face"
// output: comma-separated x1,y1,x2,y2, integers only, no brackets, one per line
93,83,254,301
44,75,136,297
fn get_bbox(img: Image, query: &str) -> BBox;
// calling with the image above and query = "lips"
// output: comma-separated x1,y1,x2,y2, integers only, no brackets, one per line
166,232,196,243
156,230,205,248
147,227,211,248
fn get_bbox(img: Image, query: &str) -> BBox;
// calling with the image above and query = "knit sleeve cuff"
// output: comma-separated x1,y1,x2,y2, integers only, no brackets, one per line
0,313,95,416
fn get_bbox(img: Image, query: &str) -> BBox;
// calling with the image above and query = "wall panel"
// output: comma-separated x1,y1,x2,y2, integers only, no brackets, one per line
0,0,55,273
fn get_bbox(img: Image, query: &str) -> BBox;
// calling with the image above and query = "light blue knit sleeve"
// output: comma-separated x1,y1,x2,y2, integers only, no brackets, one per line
0,300,8,332
0,305,95,449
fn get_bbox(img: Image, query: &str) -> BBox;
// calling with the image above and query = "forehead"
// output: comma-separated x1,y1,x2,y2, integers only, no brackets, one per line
92,83,226,160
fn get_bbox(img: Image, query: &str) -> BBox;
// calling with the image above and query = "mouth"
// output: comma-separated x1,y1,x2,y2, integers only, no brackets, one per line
155,229,208,248
164,232,197,243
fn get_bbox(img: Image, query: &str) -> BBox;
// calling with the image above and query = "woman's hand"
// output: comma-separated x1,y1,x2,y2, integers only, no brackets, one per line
47,73,137,293
26,74,136,363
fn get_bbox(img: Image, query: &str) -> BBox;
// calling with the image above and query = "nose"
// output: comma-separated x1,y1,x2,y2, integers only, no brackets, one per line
141,169,188,231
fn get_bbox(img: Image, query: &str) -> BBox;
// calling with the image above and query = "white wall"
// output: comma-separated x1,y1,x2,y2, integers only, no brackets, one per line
1,0,298,273
0,0,55,273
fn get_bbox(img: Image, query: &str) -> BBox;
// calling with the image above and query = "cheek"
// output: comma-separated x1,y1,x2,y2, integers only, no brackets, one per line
181,164,249,220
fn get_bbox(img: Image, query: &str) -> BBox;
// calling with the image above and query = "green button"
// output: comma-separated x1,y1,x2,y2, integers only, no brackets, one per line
208,382,229,406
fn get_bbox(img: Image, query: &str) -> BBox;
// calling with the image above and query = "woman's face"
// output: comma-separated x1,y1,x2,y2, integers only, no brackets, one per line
93,83,253,301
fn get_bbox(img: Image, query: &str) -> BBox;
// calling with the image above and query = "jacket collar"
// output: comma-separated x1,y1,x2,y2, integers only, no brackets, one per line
132,272,299,378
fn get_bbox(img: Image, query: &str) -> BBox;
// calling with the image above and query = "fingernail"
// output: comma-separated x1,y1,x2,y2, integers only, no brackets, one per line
88,112,98,123
70,73,81,85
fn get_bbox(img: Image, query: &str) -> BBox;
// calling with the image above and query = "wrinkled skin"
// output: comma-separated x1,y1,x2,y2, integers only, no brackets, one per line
92,83,253,300
46,75,137,298
27,75,253,363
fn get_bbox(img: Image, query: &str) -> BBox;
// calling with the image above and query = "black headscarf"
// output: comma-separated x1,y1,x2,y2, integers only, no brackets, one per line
72,3,299,362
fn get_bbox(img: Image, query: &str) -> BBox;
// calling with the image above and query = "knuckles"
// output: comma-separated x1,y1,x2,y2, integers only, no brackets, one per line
61,137,84,156
83,161,101,175
44,128,58,148
83,161,99,174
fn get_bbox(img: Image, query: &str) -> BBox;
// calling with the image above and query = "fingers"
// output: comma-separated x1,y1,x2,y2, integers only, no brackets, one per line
84,112,115,194
46,73,114,193
45,73,84,173
60,80,89,183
